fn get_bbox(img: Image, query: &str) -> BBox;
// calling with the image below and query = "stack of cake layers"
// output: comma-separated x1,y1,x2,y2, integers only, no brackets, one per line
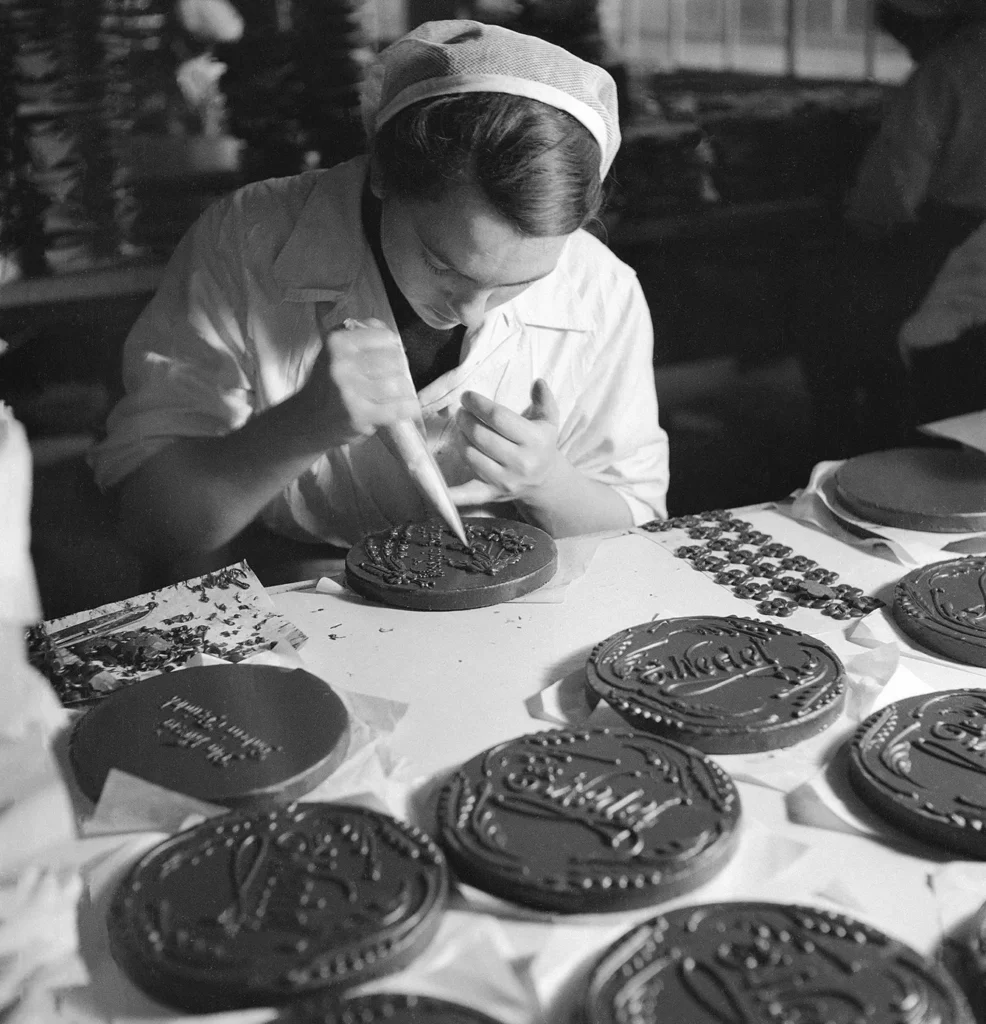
1,0,160,275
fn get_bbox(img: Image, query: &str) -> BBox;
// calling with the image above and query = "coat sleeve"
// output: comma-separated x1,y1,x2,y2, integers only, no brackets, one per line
557,268,669,524
89,199,255,491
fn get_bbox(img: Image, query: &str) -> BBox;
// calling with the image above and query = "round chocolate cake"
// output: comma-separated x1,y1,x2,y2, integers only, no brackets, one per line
69,664,350,807
281,993,504,1024
953,898,986,1023
345,517,557,610
582,901,974,1024
436,728,741,913
893,557,986,667
108,802,449,1011
834,446,986,532
585,615,846,753
848,689,986,857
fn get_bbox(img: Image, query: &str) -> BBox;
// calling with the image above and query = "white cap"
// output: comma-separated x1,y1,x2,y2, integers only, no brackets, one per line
361,20,621,179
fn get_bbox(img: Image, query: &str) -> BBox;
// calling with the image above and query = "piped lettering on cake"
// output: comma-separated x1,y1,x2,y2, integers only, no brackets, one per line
155,695,283,768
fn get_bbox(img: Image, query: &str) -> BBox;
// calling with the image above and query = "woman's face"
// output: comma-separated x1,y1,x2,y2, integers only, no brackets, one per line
378,183,570,334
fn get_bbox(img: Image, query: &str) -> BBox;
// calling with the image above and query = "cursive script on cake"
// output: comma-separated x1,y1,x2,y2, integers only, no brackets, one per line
154,695,283,768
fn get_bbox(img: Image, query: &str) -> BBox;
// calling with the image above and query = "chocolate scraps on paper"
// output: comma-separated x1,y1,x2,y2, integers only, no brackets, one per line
27,562,307,707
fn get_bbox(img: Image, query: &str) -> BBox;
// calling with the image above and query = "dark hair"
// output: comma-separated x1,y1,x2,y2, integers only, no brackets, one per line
371,93,604,236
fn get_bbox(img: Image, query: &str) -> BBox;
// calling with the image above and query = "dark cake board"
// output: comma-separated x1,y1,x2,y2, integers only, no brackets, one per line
833,446,986,533
345,518,558,611
69,663,352,809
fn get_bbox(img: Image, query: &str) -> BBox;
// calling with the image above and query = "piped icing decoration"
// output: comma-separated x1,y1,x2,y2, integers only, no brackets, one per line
893,557,986,667
108,803,449,1012
345,516,557,610
437,727,740,913
849,689,986,857
586,615,846,753
583,901,974,1024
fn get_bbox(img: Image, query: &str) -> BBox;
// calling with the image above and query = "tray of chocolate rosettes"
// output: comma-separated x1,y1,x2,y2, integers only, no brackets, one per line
27,561,306,707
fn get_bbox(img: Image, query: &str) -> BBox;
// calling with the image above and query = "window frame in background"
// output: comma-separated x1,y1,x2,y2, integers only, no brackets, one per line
602,0,911,82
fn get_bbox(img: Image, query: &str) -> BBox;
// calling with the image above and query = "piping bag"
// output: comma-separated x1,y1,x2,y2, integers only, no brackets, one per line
344,319,469,546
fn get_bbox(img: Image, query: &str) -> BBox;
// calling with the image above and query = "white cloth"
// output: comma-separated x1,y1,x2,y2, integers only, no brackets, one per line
90,156,668,547
847,22,986,227
0,404,41,624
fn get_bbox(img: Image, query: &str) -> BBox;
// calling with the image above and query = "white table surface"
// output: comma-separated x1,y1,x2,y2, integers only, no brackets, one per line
55,503,986,1023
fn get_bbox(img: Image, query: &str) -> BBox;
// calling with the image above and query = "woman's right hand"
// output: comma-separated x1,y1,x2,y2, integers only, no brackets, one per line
304,316,421,447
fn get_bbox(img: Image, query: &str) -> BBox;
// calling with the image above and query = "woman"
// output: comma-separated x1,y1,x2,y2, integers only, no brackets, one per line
91,20,668,580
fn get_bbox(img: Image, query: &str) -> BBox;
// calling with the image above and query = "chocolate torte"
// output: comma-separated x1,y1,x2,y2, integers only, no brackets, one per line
69,664,350,807
585,615,846,753
848,689,986,857
582,902,974,1024
108,803,449,1011
281,993,504,1024
834,446,986,532
436,728,741,913
893,557,986,667
953,898,986,1023
344,517,557,610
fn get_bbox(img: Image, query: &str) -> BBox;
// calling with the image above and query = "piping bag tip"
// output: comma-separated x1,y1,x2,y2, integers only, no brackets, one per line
341,318,467,543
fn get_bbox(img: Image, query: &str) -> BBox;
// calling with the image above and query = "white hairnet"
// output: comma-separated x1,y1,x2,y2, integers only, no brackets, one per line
361,20,620,178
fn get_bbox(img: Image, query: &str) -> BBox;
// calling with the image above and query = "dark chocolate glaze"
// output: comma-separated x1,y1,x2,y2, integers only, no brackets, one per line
848,689,986,858
345,517,557,610
834,446,986,533
893,558,986,667
69,664,351,807
953,898,986,1023
436,728,741,913
582,901,973,1024
586,616,846,753
107,802,449,1012
281,992,505,1024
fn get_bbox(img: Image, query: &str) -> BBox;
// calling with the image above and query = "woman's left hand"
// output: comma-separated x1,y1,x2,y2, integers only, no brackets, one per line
448,379,566,507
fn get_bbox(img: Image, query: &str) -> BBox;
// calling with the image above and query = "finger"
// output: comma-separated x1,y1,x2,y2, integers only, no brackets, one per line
525,378,559,425
456,407,519,465
459,390,531,444
446,479,506,507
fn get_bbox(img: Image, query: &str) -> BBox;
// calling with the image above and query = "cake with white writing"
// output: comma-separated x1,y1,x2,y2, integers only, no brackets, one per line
436,728,740,913
892,557,986,667
69,663,350,807
849,689,986,858
281,993,505,1024
345,517,557,610
834,446,986,532
107,802,449,1011
585,615,846,753
582,902,974,1024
